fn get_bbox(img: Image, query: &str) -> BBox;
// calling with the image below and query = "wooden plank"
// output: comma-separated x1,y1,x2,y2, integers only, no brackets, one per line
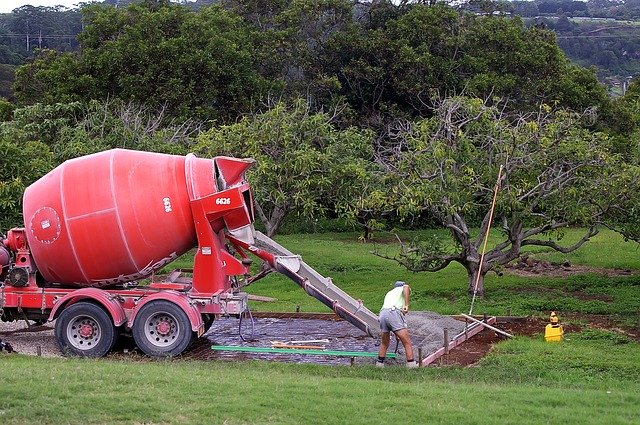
271,344,326,350
450,314,528,323
420,316,497,366
460,314,513,338
247,294,278,302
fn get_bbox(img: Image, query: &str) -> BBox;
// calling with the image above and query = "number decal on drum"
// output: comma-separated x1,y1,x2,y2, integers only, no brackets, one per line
163,197,172,212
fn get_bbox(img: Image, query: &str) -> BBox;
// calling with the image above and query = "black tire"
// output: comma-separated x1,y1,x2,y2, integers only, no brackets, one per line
132,300,194,357
54,302,118,357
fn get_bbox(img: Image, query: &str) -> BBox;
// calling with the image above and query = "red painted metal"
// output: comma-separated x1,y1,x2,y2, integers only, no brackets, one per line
17,149,254,291
0,149,258,355
23,150,203,287
228,236,276,265
4,229,27,251
128,291,204,336
189,186,253,294
48,287,127,326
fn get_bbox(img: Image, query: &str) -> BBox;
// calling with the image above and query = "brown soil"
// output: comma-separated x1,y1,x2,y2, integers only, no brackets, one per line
504,255,637,279
432,317,577,367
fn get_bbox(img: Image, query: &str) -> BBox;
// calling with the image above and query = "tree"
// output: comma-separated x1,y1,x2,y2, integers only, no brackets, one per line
13,49,97,105
221,0,356,111
329,3,610,130
596,80,640,241
374,96,617,296
0,138,53,231
0,99,199,164
195,99,376,237
13,2,267,122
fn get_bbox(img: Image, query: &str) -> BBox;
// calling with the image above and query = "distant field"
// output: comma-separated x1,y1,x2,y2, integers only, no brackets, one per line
568,17,640,25
225,229,640,327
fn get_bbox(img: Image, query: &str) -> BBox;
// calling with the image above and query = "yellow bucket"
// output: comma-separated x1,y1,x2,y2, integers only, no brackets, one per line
544,324,564,342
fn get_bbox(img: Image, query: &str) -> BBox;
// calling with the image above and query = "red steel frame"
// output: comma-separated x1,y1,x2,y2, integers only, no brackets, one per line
1,177,255,337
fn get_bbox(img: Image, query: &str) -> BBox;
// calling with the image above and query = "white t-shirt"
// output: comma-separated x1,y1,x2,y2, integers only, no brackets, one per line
382,286,406,310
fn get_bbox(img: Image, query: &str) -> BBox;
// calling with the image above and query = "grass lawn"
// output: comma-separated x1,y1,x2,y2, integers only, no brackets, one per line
242,228,640,327
1,228,639,424
0,330,638,424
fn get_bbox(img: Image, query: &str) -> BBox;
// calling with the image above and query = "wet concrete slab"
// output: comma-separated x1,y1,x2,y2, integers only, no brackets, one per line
187,315,378,366
183,311,467,366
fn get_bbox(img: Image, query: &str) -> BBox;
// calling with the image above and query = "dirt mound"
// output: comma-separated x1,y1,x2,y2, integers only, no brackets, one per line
504,255,636,278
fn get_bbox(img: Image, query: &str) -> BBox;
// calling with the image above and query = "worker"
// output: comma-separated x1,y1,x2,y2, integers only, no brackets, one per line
376,281,417,368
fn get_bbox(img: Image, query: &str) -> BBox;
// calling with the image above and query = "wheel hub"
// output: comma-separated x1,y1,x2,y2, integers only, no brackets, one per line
67,316,101,351
155,319,172,336
78,323,94,338
143,312,180,348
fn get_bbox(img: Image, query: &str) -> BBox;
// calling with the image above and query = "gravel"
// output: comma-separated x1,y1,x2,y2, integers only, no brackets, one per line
408,311,468,357
0,320,60,357
349,311,468,366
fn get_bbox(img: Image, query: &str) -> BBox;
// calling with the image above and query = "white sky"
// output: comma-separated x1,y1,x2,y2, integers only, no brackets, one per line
0,1,82,13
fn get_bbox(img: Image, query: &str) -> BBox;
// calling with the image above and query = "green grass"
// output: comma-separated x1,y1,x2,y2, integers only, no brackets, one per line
1,329,638,424
244,229,640,327
2,228,639,424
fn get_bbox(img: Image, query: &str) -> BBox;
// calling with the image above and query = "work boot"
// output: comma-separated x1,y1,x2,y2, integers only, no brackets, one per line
406,360,418,368
375,361,385,368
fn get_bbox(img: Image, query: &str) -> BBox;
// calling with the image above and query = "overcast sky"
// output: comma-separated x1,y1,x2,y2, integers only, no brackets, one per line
0,1,83,13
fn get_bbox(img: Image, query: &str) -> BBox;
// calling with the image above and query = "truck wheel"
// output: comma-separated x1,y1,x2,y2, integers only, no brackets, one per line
55,302,117,357
132,300,194,357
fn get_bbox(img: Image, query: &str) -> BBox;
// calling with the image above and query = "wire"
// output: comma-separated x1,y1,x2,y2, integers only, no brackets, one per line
238,306,255,342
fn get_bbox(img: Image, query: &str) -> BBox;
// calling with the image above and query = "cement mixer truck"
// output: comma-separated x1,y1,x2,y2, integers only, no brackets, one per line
0,149,379,357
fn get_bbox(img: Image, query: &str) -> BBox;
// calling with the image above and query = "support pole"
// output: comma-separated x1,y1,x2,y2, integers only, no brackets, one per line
469,165,503,315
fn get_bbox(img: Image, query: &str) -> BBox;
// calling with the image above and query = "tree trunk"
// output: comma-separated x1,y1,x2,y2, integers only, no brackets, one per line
254,203,288,238
467,268,485,297
265,206,287,238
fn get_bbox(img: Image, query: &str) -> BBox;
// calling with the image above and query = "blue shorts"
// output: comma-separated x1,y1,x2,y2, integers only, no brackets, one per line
379,308,407,333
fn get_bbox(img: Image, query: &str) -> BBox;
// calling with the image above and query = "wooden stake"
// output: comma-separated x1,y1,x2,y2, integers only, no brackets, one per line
444,329,449,354
247,294,277,302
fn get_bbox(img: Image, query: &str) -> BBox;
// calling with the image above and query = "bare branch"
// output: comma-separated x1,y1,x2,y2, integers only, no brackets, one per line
522,226,599,253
